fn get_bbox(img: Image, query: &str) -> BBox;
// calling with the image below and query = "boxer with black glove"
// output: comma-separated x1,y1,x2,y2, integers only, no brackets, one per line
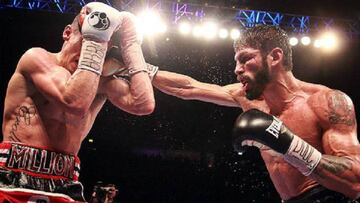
233,109,322,176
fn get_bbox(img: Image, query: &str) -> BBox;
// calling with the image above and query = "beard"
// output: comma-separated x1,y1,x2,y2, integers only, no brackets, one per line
245,61,270,100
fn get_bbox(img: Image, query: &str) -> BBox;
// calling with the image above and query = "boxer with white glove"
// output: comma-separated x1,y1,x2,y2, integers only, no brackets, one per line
78,2,121,75
233,109,322,176
80,2,147,77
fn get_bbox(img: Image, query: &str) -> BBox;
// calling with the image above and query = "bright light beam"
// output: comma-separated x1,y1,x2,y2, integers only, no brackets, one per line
289,37,299,46
321,32,338,51
301,36,311,46
218,28,228,39
202,21,218,39
137,10,167,36
230,29,240,40
179,22,192,35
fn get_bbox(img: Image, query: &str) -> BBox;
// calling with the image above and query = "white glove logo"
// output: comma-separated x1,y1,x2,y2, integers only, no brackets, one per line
88,11,110,30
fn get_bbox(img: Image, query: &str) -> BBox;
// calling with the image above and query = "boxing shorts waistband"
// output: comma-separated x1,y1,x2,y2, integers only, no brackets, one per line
283,185,359,203
0,142,80,181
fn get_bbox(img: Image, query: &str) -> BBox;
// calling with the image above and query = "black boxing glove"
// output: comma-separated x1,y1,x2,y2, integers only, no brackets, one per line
233,109,322,176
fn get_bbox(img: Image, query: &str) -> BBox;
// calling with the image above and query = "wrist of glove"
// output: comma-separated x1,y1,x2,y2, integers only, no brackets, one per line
103,56,158,81
78,40,107,75
146,63,159,81
284,135,322,176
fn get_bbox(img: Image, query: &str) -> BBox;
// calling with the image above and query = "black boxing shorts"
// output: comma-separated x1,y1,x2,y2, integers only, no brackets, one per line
0,142,85,202
282,185,359,203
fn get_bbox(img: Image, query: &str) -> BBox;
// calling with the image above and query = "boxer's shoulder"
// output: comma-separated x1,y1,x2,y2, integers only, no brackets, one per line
307,88,355,128
22,47,51,60
18,47,56,72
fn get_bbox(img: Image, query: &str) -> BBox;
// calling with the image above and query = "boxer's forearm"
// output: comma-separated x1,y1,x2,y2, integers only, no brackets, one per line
153,70,194,98
153,71,240,107
63,70,101,115
61,40,106,115
128,72,155,115
311,155,360,199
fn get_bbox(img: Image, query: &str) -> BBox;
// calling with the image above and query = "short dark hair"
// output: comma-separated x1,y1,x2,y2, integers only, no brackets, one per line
234,25,293,71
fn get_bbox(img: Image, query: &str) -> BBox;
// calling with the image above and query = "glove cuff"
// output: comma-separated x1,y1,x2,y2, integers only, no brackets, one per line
78,40,107,75
284,135,322,176
146,63,159,81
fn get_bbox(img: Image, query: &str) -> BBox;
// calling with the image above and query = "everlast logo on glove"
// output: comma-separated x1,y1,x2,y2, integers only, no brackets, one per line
6,144,76,179
88,11,110,30
265,116,282,139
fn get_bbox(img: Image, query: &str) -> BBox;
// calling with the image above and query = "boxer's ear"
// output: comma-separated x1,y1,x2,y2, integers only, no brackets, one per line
268,47,283,68
63,25,72,41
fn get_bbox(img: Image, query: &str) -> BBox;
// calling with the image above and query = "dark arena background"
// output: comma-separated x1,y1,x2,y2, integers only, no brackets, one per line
1,0,360,202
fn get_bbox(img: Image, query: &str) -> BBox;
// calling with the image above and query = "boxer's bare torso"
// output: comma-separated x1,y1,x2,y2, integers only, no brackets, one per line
257,87,323,200
2,49,108,155
2,45,155,156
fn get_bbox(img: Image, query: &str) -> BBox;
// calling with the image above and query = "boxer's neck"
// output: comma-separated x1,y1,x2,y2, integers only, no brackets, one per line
263,71,303,115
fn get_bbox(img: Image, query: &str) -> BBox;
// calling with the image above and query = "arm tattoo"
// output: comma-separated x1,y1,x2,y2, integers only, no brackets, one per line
9,105,36,142
314,155,352,178
327,90,355,126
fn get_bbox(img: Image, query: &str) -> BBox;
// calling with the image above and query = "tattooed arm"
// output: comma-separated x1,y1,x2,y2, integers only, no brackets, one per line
310,90,360,199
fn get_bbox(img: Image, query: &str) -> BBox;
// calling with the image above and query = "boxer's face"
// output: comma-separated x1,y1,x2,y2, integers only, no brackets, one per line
62,25,83,73
234,47,270,100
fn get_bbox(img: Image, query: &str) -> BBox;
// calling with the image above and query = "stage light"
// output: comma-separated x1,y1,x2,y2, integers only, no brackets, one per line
179,21,192,35
218,28,229,39
230,29,240,40
321,32,338,51
157,23,167,33
202,21,218,39
301,36,311,46
289,37,299,46
137,9,167,36
314,39,322,48
192,25,203,38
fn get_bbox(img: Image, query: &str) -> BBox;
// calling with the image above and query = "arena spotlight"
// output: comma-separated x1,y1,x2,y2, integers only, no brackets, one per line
230,29,240,40
320,32,338,51
313,39,322,48
137,9,167,35
289,37,299,46
179,21,192,35
218,28,229,39
301,36,311,46
202,21,218,39
192,25,203,38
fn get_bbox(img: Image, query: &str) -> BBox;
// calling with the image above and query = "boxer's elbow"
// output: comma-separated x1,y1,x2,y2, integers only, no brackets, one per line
63,96,90,117
131,97,155,115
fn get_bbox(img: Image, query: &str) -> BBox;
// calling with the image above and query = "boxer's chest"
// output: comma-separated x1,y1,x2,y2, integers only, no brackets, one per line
278,100,323,150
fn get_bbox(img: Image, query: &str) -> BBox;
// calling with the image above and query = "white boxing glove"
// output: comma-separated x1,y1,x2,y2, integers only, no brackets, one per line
77,3,122,75
115,12,148,76
80,2,121,42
